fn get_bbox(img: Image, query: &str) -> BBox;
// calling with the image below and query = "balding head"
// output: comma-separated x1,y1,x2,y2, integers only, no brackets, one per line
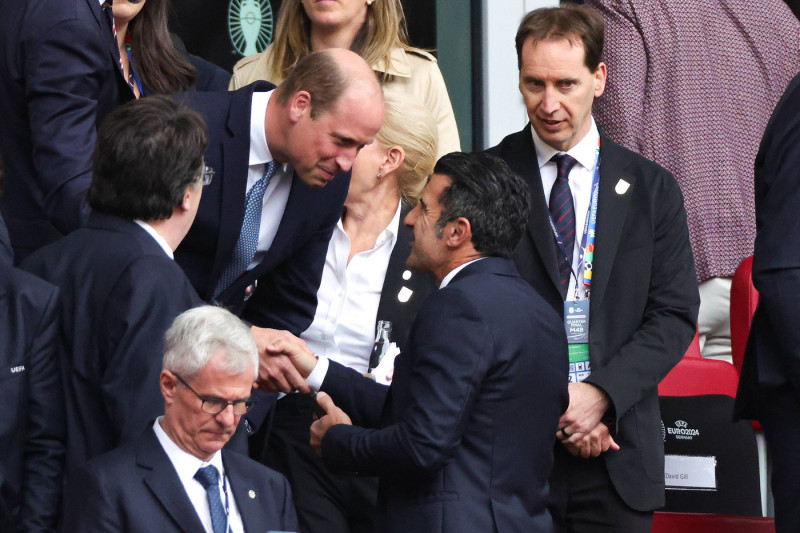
267,48,384,188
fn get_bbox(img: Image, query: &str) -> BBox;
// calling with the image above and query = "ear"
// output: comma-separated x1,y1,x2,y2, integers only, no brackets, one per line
379,145,405,177
288,90,312,123
593,62,607,98
160,370,177,405
443,217,473,248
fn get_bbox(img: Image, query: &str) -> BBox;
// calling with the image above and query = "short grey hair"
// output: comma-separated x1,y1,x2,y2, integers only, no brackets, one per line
162,306,258,378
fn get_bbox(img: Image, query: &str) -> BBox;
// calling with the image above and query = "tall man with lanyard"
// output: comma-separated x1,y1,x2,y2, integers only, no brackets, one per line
487,6,699,532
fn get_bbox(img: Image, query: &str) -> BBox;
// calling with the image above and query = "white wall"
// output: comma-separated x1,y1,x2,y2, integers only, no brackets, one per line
482,0,558,148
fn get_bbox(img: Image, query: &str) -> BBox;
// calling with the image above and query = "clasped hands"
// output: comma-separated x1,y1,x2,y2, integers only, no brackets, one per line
556,381,620,458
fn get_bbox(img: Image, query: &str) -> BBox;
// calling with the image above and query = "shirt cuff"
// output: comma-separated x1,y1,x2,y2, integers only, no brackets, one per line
306,356,329,392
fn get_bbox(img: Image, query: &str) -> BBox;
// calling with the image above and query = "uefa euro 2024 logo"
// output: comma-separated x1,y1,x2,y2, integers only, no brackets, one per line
228,0,274,56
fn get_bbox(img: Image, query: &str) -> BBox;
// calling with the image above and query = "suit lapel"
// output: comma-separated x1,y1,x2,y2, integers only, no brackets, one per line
589,136,636,310
85,0,126,89
138,431,205,533
502,126,562,290
210,90,254,291
223,453,263,532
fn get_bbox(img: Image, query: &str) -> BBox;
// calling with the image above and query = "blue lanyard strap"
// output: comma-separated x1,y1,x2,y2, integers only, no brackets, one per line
546,138,601,300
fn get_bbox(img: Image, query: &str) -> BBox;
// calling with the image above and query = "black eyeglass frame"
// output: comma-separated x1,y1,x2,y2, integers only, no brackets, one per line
172,372,254,415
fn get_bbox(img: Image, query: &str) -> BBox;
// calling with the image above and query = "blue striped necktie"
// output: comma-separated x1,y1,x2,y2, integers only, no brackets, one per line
549,154,578,298
214,160,278,298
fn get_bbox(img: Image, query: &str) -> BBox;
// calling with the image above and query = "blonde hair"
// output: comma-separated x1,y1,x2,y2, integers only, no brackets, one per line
268,0,420,82
379,95,438,205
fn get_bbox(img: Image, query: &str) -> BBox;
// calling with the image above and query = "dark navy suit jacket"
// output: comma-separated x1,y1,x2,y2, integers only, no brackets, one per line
737,72,800,414
176,82,350,332
21,213,202,472
0,0,131,260
0,253,65,532
319,257,568,533
60,428,298,532
488,126,699,511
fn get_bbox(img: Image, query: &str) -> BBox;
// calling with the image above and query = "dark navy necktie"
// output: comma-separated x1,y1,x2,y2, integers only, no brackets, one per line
194,465,228,533
549,154,578,298
214,160,278,297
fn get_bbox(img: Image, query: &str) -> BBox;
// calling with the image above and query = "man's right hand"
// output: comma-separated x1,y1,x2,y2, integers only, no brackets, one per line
251,327,315,393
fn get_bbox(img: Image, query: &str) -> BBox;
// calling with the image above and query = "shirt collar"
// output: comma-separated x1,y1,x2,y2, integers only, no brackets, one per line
530,117,599,172
439,257,485,289
153,417,225,479
134,220,173,259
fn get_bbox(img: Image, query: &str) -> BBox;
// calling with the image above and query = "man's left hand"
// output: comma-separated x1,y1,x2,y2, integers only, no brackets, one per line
310,391,352,456
556,381,611,443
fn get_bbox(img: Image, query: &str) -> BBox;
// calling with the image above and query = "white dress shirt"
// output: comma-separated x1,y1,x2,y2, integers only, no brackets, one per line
152,418,244,533
302,203,401,374
134,220,173,259
530,118,601,301
246,90,293,270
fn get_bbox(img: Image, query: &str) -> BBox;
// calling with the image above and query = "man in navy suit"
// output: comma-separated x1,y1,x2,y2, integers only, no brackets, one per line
0,0,131,261
487,7,699,532
61,306,298,532
0,214,65,532
175,49,384,394
21,97,206,473
735,72,800,533
276,152,569,533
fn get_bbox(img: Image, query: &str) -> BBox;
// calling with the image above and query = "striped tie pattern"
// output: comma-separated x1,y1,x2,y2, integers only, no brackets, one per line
549,154,578,298
214,160,278,298
194,465,228,533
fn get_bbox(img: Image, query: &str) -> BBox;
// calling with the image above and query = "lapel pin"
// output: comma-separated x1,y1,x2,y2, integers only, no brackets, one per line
397,286,413,303
615,179,630,195
402,270,412,281
248,489,256,499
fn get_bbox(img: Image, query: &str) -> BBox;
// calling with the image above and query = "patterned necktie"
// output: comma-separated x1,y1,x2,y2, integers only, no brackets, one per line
101,1,123,72
194,465,228,533
549,154,578,298
214,160,278,298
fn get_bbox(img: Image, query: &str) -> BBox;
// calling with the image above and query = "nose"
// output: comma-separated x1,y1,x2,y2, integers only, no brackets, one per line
335,146,360,172
215,404,237,427
540,87,561,115
404,204,419,228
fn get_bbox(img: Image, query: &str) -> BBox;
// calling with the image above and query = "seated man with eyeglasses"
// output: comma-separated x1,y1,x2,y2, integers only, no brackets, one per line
61,306,298,532
20,96,208,475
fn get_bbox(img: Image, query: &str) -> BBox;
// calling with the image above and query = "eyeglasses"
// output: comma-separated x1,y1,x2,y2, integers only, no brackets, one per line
173,373,254,415
200,165,215,186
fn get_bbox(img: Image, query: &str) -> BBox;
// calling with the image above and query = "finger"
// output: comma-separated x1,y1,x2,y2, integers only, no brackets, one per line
315,391,337,414
607,435,620,451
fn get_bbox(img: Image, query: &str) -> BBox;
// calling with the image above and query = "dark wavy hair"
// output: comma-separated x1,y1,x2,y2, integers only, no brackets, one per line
88,96,207,221
434,152,531,258
128,0,196,94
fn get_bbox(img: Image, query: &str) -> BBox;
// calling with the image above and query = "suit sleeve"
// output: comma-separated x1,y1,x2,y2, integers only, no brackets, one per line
586,172,699,422
321,288,492,478
60,462,122,532
586,0,648,153
751,79,800,390
99,257,200,444
20,283,65,533
320,361,390,428
24,17,113,234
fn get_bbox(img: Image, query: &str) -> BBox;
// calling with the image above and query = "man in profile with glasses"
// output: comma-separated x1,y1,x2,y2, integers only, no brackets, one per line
21,96,208,476
61,305,298,532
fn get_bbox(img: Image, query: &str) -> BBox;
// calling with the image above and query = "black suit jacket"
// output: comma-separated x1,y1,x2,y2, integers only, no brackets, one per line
736,72,800,416
175,82,350,332
0,262,65,532
319,257,568,533
60,428,297,532
21,213,202,471
488,126,699,511
0,0,131,260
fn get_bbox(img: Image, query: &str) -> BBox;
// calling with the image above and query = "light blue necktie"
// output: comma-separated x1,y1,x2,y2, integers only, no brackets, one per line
193,465,228,533
215,160,278,297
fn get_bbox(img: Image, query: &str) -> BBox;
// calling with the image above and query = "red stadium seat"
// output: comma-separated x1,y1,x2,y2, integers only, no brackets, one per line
652,512,775,533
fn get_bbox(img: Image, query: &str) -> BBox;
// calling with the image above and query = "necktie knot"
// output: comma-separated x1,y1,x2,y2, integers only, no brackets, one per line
551,153,578,181
194,465,220,489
